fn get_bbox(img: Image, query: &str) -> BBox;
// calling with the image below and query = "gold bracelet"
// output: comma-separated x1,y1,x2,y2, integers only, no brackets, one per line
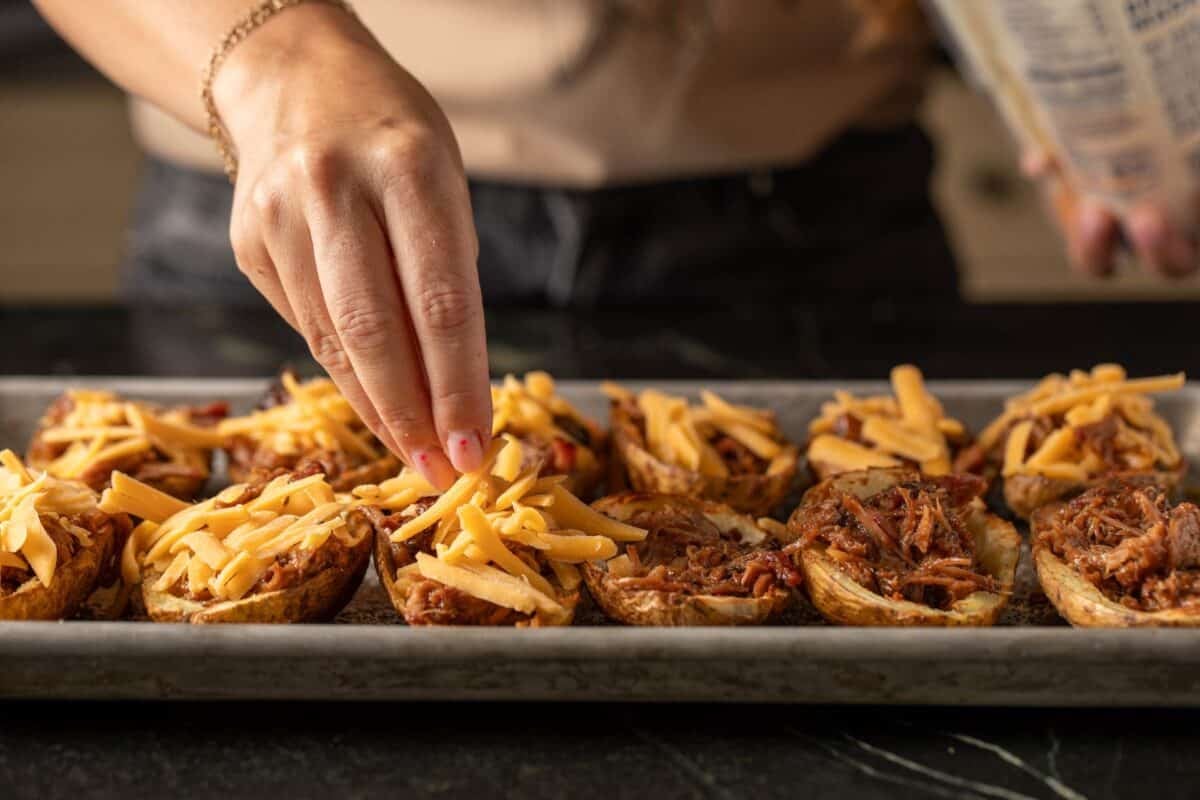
201,0,358,183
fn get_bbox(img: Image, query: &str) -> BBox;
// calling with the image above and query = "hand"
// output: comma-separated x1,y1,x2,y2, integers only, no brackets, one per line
1022,149,1197,279
215,5,490,489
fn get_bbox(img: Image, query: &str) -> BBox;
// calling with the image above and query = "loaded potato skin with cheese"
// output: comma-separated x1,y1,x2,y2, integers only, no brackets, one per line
27,389,226,501
358,435,643,626
582,493,802,626
967,365,1185,519
807,365,973,482
607,385,798,516
220,371,400,493
101,468,371,623
0,449,132,620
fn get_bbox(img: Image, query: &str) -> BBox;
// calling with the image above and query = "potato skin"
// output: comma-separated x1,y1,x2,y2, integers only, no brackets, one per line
610,401,798,516
1004,465,1185,520
1031,503,1200,627
582,493,798,627
372,523,577,626
788,468,1020,627
0,519,120,621
141,512,372,624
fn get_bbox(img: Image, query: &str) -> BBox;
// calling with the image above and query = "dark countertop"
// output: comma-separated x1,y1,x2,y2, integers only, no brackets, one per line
4,301,1200,800
3,301,1197,380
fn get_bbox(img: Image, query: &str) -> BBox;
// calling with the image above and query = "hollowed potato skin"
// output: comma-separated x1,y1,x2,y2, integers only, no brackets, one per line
582,493,798,627
1031,502,1200,627
787,468,1020,627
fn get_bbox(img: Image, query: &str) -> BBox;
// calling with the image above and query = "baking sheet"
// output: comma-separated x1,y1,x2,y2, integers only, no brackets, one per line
1,376,1199,704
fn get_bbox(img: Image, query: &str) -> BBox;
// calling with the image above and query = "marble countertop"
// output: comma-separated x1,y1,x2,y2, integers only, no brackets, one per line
2,301,1197,799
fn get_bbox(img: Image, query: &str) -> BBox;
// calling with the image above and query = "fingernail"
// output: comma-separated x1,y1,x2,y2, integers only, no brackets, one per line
446,430,484,474
409,448,457,492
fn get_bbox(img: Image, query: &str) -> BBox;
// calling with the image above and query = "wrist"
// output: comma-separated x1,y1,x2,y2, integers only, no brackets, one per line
210,2,378,157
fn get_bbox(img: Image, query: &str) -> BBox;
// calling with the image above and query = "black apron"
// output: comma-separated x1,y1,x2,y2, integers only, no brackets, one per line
122,123,958,310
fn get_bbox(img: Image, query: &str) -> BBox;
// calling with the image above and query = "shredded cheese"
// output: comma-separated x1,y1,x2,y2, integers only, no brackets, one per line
217,374,378,461
491,372,600,475
107,471,361,602
983,365,1185,480
354,435,646,623
616,385,793,478
32,390,219,486
808,365,962,477
0,449,102,588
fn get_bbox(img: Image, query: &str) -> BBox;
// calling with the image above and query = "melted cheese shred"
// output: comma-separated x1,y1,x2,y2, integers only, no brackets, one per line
354,435,645,623
983,364,1184,480
106,471,362,602
0,449,101,588
217,374,378,460
607,385,793,479
808,365,963,476
35,390,220,482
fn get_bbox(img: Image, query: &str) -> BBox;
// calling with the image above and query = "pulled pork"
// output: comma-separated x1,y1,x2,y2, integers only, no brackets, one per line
712,435,765,476
225,436,398,493
1037,480,1200,611
794,474,997,610
615,504,801,598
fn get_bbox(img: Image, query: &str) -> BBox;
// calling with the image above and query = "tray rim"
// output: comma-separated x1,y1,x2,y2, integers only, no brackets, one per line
1,622,1198,660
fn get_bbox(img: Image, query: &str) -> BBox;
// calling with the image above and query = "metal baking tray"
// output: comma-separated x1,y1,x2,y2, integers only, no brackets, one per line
2,376,1199,705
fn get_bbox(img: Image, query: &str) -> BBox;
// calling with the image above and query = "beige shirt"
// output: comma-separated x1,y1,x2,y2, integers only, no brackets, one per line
131,0,931,186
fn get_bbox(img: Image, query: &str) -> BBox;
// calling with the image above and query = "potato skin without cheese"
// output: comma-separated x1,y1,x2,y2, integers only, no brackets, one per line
582,493,801,626
788,468,1020,627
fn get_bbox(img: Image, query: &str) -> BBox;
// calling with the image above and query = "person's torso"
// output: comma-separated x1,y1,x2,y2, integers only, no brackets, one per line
131,0,932,185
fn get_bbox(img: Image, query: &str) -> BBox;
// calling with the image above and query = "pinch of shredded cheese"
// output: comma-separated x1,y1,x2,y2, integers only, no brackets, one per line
33,390,220,483
217,374,378,460
105,470,362,602
0,449,100,588
986,364,1184,480
613,385,792,479
808,365,962,476
355,435,645,622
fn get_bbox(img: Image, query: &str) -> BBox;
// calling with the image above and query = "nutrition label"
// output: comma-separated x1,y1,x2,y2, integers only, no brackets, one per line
930,0,1200,223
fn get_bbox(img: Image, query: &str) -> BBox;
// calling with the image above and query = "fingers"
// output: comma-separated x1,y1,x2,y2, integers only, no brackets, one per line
1024,147,1197,279
376,138,492,474
229,193,299,329
304,177,460,489
253,162,454,490
1037,166,1119,278
1125,204,1197,279
1065,198,1120,278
